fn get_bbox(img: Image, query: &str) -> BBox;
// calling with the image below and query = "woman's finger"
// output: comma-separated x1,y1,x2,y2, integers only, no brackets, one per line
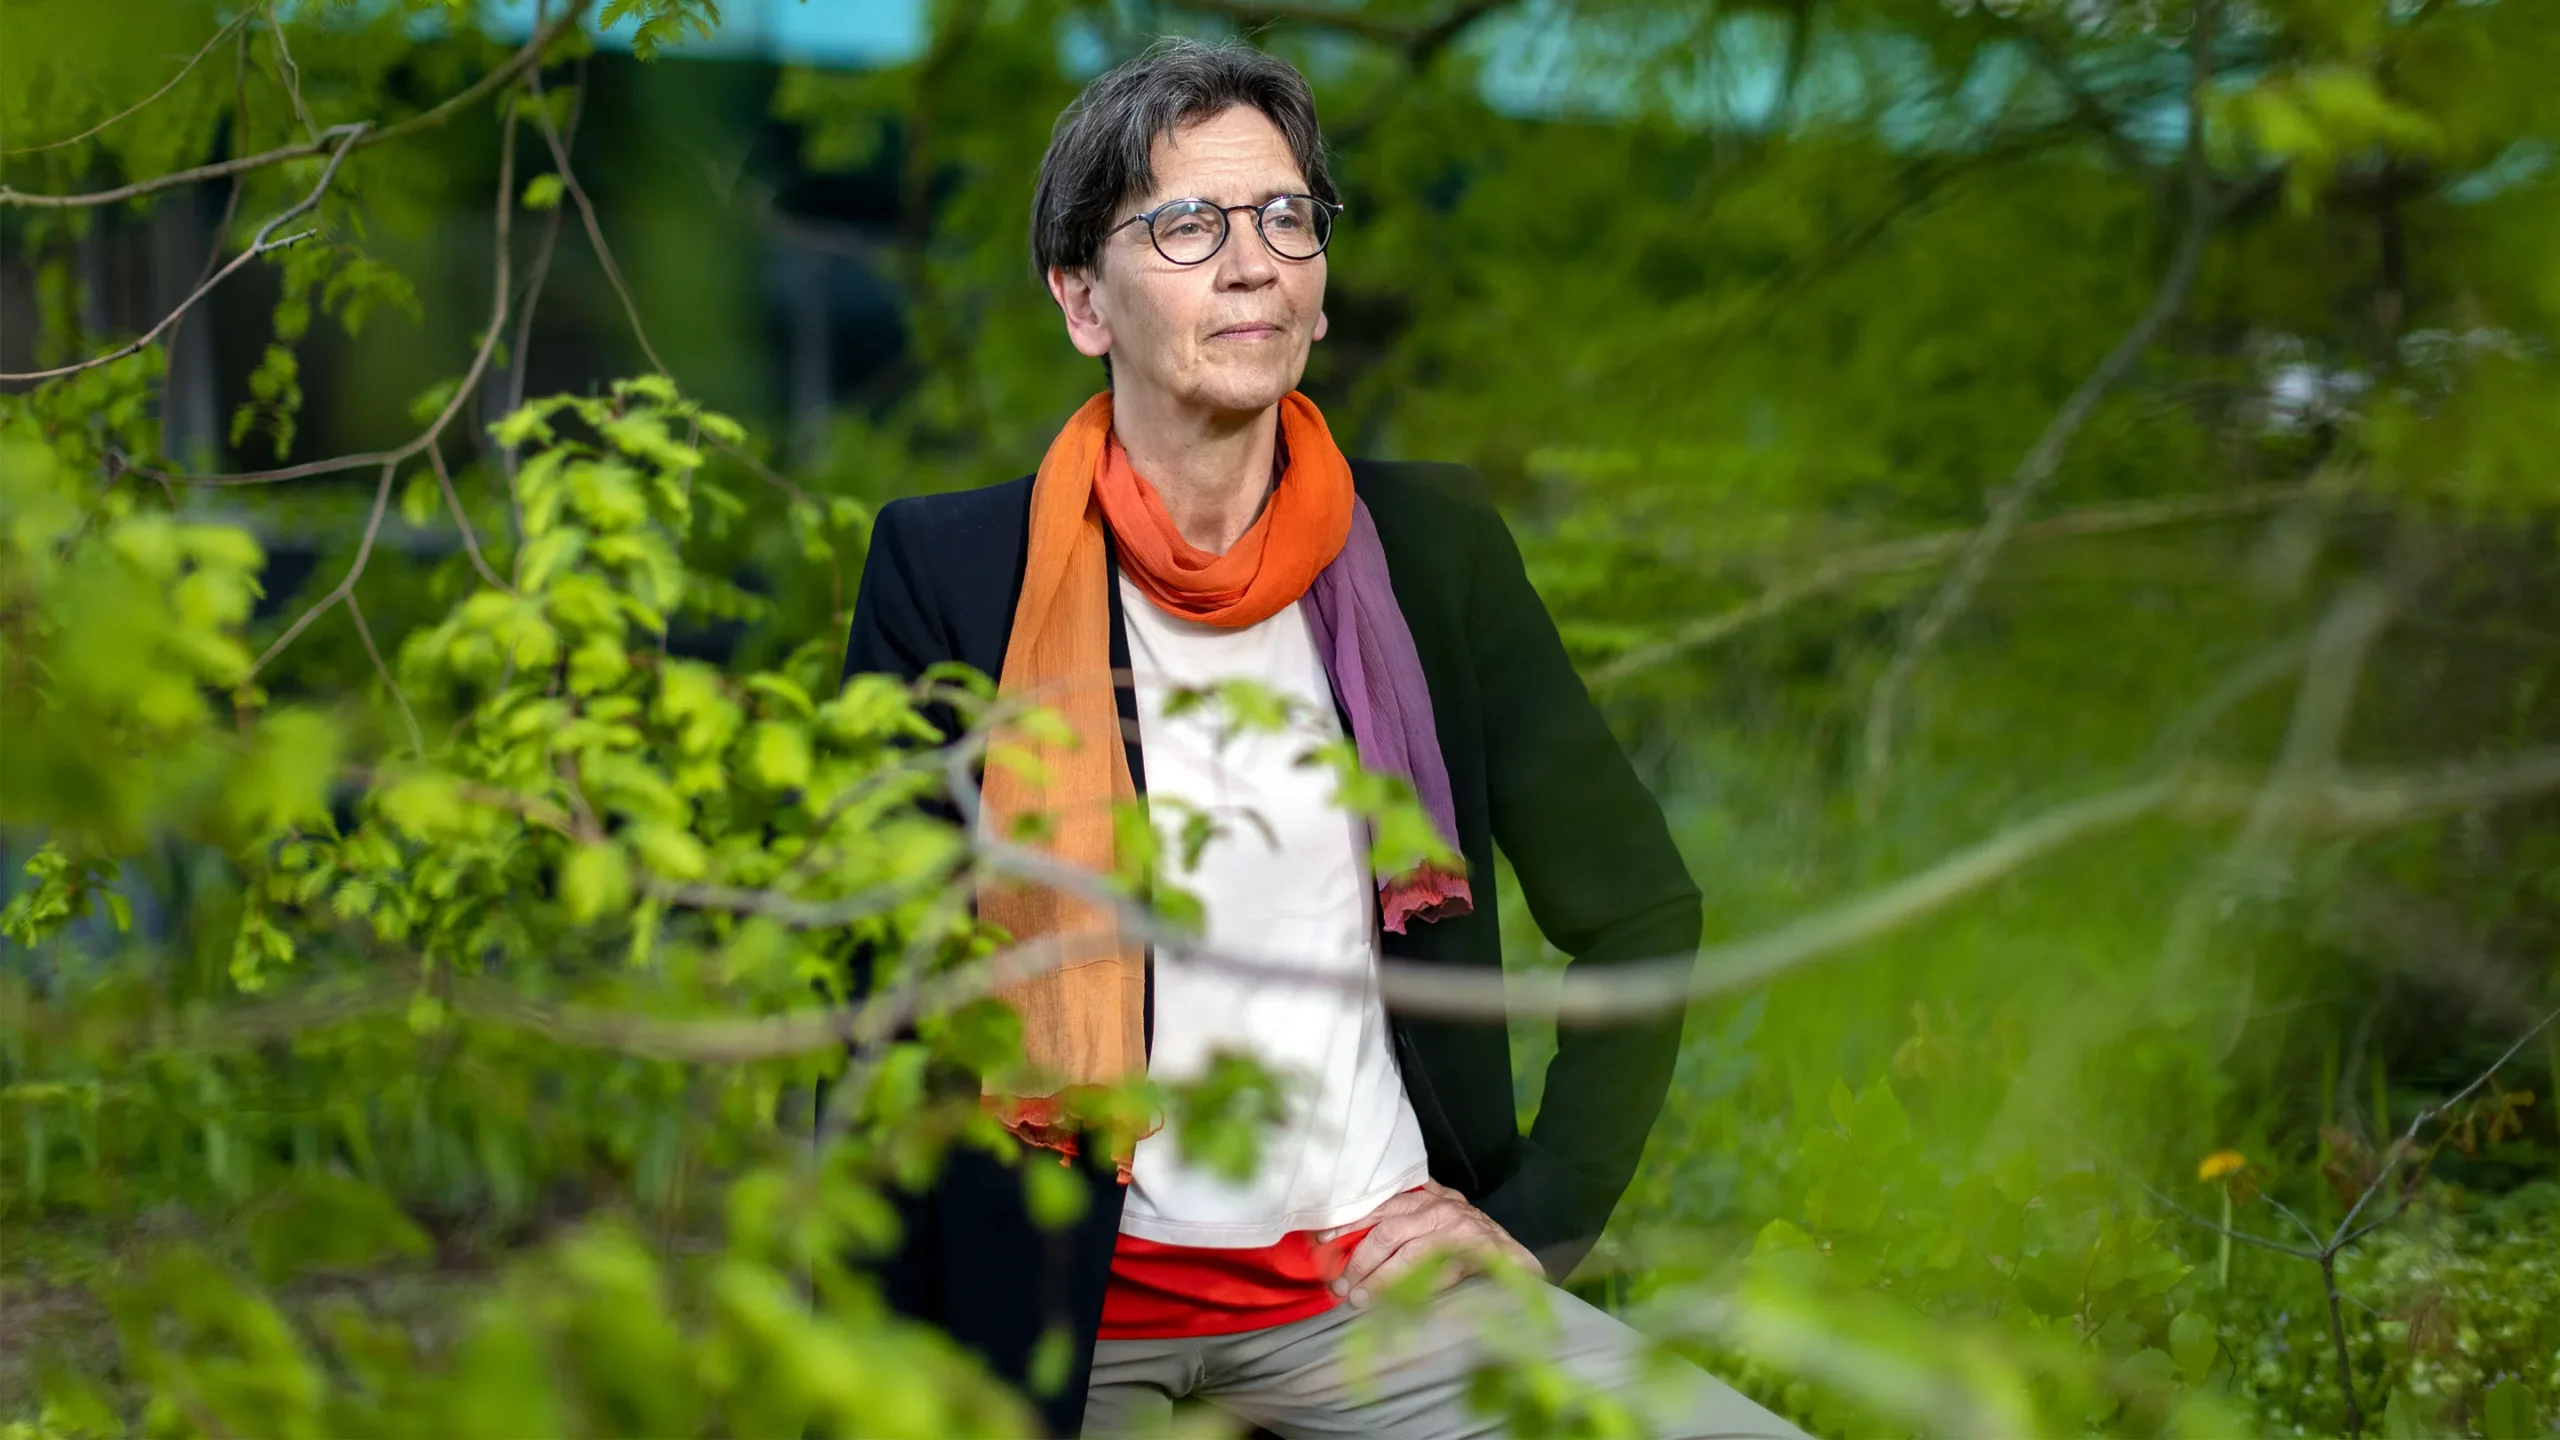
1311,1184,1430,1243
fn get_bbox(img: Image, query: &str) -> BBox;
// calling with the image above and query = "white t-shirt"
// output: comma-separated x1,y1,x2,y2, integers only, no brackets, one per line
1114,569,1432,1249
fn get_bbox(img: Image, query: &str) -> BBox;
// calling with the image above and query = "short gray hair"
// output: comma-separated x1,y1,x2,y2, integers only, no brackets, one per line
1030,37,1337,279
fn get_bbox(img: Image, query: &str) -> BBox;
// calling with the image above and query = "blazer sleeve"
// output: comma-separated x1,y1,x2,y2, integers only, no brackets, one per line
1464,494,1702,1278
842,499,947,690
837,501,957,1003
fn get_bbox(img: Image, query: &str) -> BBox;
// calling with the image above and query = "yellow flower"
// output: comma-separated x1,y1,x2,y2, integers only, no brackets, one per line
2197,1150,2248,1182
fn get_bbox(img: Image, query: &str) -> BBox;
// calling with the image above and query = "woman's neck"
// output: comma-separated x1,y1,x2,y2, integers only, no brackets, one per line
1111,389,1281,555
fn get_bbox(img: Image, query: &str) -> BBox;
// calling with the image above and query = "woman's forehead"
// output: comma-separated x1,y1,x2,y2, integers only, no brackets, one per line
1141,109,1307,203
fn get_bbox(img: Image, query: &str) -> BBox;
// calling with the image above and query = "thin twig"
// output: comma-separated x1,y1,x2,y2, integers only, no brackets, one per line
2,14,253,155
156,172,249,438
0,124,365,384
525,69,668,378
1588,483,2321,690
2137,1180,2315,1258
263,2,322,145
1166,0,1512,51
241,110,519,677
428,441,513,593
2261,1194,2326,1251
250,460,396,674
1858,0,2222,809
0,2,589,209
2329,1006,2560,1248
143,88,522,490
345,594,426,757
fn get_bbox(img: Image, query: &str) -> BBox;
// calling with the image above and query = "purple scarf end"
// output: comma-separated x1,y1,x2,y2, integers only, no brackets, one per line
1381,864,1474,935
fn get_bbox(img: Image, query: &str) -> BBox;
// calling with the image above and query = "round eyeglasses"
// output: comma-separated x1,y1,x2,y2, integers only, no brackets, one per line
1111,194,1344,266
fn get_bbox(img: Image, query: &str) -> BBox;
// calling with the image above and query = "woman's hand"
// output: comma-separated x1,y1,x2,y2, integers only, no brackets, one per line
1312,1177,1542,1307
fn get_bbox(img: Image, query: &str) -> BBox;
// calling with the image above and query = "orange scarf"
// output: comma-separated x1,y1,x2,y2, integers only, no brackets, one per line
978,390,1353,1178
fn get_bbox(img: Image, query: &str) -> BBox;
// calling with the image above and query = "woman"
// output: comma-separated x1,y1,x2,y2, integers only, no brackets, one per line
842,36,1802,1440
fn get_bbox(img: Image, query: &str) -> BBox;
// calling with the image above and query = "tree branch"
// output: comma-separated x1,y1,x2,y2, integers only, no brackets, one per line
0,1,588,209
263,2,323,146
1165,0,1510,54
63,763,2560,1083
0,124,364,384
2138,1179,2317,1259
1586,482,2321,691
345,593,426,757
2,13,253,156
428,441,512,594
1858,0,2222,810
138,88,523,491
2157,581,2396,1008
525,66,668,379
2329,1006,2560,1249
249,459,396,675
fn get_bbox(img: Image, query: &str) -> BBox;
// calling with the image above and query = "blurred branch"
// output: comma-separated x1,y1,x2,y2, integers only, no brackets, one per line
493,57,585,545
58,758,2560,1085
2158,581,2396,1007
1587,482,2321,691
946,739,2560,1026
1998,15,2172,201
1167,0,1512,57
0,124,361,384
2320,887,2546,1028
2149,630,2317,761
1858,0,2223,813
1678,121,2084,360
0,1,589,209
2,12,253,156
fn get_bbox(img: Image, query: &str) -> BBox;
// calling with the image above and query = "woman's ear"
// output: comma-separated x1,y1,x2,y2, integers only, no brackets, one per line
1047,264,1114,360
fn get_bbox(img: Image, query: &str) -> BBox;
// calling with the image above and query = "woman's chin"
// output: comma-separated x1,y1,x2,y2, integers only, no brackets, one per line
1182,357,1307,415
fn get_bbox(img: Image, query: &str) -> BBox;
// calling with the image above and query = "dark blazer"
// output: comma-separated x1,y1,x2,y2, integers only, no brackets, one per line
840,458,1700,1438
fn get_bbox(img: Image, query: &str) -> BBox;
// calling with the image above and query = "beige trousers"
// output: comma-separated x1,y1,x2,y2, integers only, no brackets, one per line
1081,1274,1809,1439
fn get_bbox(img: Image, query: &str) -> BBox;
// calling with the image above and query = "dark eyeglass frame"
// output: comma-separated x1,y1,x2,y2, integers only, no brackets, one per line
1109,193,1346,266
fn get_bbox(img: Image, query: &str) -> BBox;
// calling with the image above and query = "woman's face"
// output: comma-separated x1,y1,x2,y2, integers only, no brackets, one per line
1049,105,1330,419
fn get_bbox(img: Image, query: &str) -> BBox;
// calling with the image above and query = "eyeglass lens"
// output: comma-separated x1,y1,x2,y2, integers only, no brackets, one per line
1150,196,1331,264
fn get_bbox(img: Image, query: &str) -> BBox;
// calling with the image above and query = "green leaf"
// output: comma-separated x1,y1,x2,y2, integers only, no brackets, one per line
522,173,565,211
245,1171,431,1284
926,997,1024,1076
629,823,708,881
1022,1155,1089,1232
2481,1378,2535,1440
225,709,342,838
749,721,813,791
1848,1080,1910,1152
2168,1309,2218,1387
399,473,440,528
561,843,632,923
1027,1324,1075,1398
